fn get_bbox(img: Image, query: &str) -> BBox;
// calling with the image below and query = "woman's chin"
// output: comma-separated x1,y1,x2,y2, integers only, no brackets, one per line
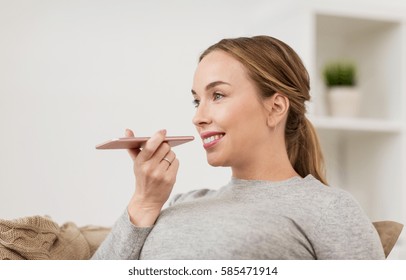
206,156,227,167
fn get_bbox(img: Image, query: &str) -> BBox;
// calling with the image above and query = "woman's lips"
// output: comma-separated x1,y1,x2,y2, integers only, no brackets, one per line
200,132,225,149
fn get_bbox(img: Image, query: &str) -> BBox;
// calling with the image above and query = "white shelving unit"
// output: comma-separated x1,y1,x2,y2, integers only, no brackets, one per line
306,5,406,258
309,116,403,133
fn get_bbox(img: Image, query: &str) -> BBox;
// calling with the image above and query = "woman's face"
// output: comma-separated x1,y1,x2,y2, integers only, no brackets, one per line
192,50,272,170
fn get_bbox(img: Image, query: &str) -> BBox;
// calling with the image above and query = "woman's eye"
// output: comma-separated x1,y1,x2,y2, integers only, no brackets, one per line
213,92,224,101
192,99,200,108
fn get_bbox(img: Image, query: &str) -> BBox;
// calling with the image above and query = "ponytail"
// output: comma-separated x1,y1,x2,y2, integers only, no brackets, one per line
286,115,327,185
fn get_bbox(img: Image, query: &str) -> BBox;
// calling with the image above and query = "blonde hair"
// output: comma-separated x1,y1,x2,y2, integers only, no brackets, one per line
200,36,327,185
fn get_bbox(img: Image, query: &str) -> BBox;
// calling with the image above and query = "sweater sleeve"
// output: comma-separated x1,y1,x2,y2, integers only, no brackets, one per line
312,191,385,260
91,210,152,260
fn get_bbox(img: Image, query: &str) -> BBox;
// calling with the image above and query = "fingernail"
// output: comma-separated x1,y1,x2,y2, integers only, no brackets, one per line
160,129,167,136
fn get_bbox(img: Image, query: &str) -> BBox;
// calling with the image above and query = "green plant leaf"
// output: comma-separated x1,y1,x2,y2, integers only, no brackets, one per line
323,61,356,87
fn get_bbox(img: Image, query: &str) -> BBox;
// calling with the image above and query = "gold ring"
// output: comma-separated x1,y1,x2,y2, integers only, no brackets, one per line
162,157,172,165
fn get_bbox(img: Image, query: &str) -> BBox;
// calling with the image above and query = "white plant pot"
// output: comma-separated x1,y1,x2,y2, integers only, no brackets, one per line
327,86,361,118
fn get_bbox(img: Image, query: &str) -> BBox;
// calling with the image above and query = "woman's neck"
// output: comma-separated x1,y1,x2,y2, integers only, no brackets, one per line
231,147,299,181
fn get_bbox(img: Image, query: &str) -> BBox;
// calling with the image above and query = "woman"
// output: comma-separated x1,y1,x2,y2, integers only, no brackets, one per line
92,36,385,259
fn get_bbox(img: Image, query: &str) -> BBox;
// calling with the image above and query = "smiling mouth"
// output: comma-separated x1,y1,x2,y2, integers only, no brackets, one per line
203,133,225,145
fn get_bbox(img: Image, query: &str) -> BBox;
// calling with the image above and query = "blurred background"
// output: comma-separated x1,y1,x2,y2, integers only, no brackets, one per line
1,0,405,258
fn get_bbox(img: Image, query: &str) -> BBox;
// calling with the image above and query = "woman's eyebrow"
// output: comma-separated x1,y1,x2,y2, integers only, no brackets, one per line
191,81,231,95
205,81,230,90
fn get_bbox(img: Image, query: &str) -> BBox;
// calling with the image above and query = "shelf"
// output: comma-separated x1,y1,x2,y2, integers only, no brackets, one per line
314,14,402,120
309,7,406,259
308,116,403,133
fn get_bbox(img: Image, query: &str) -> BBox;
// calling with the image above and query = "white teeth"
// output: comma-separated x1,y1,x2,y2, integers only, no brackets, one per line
203,134,223,144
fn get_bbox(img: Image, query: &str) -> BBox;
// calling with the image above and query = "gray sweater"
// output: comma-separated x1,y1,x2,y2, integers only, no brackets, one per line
92,175,385,260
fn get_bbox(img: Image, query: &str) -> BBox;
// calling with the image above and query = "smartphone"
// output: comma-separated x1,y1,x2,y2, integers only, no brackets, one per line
96,136,195,149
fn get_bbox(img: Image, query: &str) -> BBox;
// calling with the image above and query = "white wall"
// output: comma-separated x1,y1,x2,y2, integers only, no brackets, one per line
1,0,405,227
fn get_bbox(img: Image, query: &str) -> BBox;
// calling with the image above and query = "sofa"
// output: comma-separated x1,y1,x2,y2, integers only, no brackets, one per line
0,215,403,259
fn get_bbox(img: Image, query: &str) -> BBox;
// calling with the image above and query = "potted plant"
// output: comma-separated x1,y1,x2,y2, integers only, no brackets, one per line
323,60,360,118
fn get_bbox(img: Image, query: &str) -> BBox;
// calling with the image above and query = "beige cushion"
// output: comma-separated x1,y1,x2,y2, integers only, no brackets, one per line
373,221,403,258
78,225,111,257
0,215,110,260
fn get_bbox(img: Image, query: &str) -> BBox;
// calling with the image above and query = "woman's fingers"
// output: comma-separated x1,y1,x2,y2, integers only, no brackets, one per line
125,128,135,137
137,129,167,162
125,128,140,160
165,157,179,182
126,128,175,170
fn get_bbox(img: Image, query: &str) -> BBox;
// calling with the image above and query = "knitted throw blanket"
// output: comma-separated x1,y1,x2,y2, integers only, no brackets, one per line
0,215,110,260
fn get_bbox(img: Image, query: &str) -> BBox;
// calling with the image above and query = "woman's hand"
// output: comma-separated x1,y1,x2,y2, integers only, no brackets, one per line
125,129,179,227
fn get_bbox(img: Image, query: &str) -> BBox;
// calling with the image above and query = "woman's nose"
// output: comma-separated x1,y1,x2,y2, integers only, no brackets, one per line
192,102,211,127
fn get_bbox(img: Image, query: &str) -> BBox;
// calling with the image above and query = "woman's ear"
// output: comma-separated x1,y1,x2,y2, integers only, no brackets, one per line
263,93,290,128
